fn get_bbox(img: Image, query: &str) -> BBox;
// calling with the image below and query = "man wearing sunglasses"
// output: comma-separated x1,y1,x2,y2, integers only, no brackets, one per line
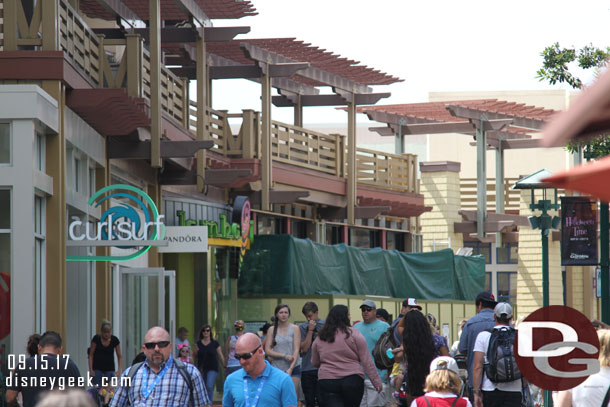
223,333,297,407
110,327,210,407
354,299,389,407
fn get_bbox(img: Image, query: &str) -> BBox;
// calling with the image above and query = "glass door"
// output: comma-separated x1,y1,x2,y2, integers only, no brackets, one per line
113,266,176,366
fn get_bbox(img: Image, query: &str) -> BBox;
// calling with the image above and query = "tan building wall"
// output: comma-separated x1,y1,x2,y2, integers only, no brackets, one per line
419,161,464,253
516,189,563,318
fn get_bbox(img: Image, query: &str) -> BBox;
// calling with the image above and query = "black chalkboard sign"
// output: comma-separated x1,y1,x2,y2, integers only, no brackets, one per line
561,197,598,266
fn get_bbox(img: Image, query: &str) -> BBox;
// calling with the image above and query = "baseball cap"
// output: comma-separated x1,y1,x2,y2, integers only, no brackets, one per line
476,291,497,305
429,356,460,376
406,298,422,310
360,299,376,309
494,302,513,319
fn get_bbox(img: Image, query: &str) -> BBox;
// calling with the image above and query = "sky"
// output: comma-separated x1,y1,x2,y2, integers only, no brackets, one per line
209,0,610,124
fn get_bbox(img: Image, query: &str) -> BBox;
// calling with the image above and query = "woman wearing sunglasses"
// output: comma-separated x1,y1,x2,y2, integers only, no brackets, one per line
225,320,246,377
265,304,302,396
195,324,225,402
311,305,382,407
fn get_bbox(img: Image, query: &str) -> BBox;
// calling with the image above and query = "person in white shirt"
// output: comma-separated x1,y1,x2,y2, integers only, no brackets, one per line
472,303,521,407
554,328,610,407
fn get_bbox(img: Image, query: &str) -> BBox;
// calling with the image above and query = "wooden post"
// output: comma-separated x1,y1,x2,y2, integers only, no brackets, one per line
42,80,66,339
196,32,208,192
496,135,505,246
476,126,487,238
347,99,356,225
41,0,59,51
294,94,303,127
3,0,18,51
149,0,162,168
125,34,142,97
261,66,272,211
95,164,111,327
241,110,255,159
180,77,189,129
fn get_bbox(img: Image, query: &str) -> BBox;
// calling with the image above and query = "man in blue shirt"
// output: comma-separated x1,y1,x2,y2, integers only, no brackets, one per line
458,291,497,401
354,299,389,407
223,332,297,407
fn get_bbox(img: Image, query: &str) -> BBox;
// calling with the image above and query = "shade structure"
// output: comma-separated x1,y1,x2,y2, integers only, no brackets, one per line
542,155,610,202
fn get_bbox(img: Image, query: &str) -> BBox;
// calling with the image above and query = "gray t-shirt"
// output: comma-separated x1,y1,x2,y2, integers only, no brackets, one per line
299,319,325,371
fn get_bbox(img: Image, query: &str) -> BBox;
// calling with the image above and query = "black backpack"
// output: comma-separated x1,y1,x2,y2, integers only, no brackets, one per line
372,325,399,370
127,358,195,406
484,326,522,383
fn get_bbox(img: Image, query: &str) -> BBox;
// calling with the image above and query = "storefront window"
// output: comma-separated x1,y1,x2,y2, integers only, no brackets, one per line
485,272,492,292
0,124,9,164
350,228,370,248
257,216,284,235
497,242,518,264
386,232,405,251
464,241,491,264
326,225,344,245
497,272,517,304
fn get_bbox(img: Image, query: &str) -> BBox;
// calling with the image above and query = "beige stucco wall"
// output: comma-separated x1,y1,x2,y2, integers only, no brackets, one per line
420,164,464,253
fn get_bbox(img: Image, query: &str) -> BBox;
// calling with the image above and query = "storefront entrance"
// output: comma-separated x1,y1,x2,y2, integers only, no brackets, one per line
112,266,176,365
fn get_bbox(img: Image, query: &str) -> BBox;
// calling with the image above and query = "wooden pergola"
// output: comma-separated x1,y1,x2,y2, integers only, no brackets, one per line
361,100,557,239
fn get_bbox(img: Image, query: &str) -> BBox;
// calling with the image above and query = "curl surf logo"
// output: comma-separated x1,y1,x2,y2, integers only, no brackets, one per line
67,184,165,262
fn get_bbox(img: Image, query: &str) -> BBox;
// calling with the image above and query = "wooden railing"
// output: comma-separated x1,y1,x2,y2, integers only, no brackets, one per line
460,178,520,212
188,107,418,192
271,121,345,176
356,148,418,192
59,0,102,85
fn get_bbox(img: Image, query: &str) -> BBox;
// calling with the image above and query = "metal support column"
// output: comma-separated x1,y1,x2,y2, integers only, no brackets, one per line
476,126,487,238
261,66,272,211
347,99,357,225
196,33,207,192
395,118,405,154
294,94,303,128
495,134,504,246
149,0,162,167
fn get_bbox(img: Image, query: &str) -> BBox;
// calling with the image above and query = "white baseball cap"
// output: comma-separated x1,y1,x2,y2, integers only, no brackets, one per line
494,302,513,319
429,356,460,376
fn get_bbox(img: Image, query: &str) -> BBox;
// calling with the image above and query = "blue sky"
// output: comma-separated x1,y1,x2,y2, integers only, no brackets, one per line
208,0,610,124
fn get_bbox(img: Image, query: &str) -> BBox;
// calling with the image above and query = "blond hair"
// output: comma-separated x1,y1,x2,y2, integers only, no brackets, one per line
35,390,95,407
424,366,462,395
598,329,610,367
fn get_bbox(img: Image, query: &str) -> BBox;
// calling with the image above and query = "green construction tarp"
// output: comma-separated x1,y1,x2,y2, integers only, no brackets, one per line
239,235,485,301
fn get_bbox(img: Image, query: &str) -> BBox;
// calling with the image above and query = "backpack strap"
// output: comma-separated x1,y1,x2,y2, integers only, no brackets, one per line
601,383,610,407
450,396,460,407
423,395,432,407
126,360,195,407
173,358,195,407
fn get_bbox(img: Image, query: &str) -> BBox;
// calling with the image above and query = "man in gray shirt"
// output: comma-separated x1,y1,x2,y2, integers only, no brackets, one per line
299,301,325,407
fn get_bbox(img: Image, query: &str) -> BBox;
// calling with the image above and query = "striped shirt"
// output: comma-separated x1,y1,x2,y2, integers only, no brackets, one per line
109,356,210,407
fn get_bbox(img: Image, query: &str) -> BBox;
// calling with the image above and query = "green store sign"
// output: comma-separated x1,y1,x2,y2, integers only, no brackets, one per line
176,210,254,242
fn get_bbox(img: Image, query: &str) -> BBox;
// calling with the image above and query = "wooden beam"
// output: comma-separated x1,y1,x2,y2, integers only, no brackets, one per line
173,0,210,27
318,206,392,220
446,104,545,130
204,26,250,42
369,126,394,136
267,62,310,78
159,168,252,186
453,220,515,233
92,0,139,23
107,140,214,159
248,190,311,205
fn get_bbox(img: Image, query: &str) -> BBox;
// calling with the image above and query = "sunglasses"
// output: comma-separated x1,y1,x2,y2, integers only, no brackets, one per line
144,341,170,350
361,307,374,312
203,329,211,332
234,344,261,360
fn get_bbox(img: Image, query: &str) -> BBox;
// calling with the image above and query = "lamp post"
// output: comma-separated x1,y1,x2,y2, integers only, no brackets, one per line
512,169,560,407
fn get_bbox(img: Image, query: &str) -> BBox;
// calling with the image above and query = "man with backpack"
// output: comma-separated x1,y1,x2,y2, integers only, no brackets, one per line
472,303,522,407
110,326,209,407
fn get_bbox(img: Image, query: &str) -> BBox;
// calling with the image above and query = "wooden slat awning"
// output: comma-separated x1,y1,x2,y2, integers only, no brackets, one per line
360,100,559,149
79,0,257,21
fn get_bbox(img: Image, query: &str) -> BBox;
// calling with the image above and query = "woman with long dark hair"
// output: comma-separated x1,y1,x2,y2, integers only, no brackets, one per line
195,324,225,401
402,310,437,404
311,305,382,407
265,304,301,396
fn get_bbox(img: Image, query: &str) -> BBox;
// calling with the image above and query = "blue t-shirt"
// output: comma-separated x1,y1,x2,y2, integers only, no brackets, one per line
458,308,495,387
354,319,390,382
222,361,297,407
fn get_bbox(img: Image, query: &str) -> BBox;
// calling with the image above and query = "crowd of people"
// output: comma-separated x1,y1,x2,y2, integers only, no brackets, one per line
5,292,610,406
